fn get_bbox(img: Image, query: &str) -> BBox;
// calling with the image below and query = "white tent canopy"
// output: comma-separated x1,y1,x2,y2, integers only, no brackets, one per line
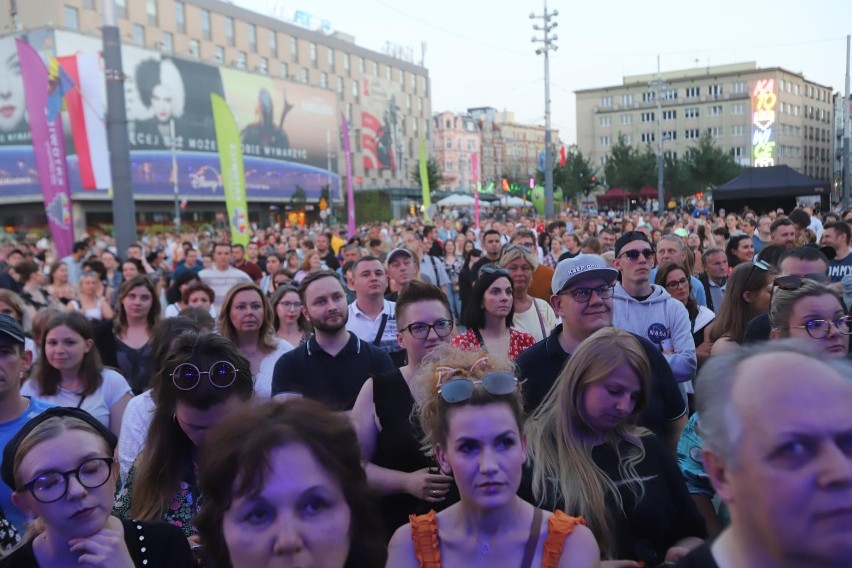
436,194,491,207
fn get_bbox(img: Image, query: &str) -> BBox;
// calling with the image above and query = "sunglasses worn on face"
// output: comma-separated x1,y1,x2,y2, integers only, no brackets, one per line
171,361,238,390
438,372,519,403
618,248,654,261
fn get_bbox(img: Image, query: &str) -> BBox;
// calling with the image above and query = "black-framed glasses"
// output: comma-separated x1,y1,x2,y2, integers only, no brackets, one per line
437,372,518,403
665,277,689,290
789,316,852,339
401,319,454,339
171,361,238,391
617,248,654,261
560,284,615,303
480,266,510,276
21,457,114,503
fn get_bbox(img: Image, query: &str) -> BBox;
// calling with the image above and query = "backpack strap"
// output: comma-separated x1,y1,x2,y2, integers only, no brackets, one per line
541,511,586,568
520,507,543,568
409,510,441,567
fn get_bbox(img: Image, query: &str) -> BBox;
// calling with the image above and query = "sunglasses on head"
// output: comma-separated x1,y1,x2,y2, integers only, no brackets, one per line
480,266,510,276
617,248,655,261
773,273,829,290
437,372,519,403
171,361,238,391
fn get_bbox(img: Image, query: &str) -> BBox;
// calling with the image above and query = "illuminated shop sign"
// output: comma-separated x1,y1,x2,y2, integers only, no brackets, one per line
752,78,776,167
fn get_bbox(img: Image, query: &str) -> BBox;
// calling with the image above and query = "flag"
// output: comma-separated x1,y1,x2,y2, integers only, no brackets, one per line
211,94,249,247
472,153,480,228
46,57,74,121
418,133,431,222
59,53,111,190
341,112,355,238
537,149,546,172
559,145,567,167
16,38,74,258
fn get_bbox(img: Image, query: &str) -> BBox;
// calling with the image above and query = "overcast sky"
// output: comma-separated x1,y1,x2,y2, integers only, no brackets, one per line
236,0,850,144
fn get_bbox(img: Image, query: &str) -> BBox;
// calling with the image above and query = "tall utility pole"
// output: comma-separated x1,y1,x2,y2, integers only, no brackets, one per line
651,56,666,216
102,0,137,255
530,2,558,218
843,34,850,210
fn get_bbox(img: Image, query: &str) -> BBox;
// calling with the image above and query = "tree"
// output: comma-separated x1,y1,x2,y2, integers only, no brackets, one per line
410,158,444,190
685,131,744,192
603,134,657,192
535,145,600,199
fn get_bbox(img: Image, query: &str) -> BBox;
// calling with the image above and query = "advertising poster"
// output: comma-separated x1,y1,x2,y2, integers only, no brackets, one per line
360,76,402,173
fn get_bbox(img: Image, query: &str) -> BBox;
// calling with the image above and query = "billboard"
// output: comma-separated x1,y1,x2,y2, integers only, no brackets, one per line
0,29,340,203
751,78,777,168
360,76,403,174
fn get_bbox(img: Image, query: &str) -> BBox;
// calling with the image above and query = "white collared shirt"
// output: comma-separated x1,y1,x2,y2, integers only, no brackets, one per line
346,298,401,354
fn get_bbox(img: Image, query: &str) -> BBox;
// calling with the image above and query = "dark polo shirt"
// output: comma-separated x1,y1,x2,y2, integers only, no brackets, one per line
271,331,394,411
516,324,686,439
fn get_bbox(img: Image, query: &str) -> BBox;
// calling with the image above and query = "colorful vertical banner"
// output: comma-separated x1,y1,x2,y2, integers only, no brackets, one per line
15,38,74,258
472,152,480,228
210,93,249,247
341,112,356,238
418,133,431,221
751,78,777,167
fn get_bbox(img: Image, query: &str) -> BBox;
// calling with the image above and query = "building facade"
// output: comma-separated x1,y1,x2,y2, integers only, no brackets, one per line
0,0,431,228
576,62,834,183
431,111,480,191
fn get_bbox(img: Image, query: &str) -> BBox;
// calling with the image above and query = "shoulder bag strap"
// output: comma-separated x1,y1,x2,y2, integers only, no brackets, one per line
532,298,547,339
520,507,543,568
373,313,389,346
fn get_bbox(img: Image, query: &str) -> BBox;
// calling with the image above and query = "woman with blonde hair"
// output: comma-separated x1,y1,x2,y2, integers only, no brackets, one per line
498,245,558,342
387,345,599,567
70,271,114,321
526,327,705,567
294,249,322,283
217,282,292,399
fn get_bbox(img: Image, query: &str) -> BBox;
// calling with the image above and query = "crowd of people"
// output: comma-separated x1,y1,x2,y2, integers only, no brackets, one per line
0,199,849,567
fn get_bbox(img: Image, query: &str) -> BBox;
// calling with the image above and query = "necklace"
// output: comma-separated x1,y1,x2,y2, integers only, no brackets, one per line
480,541,490,555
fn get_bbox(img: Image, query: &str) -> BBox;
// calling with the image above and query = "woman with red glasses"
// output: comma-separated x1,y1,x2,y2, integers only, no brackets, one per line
387,345,599,567
113,332,254,538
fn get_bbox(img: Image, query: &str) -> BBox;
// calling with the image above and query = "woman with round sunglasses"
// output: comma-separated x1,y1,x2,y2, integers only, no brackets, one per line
526,327,705,567
453,266,535,361
269,284,312,347
655,263,715,367
195,398,387,568
0,407,194,567
350,281,456,540
113,332,254,538
708,261,775,356
387,345,599,567
217,283,293,400
498,246,558,343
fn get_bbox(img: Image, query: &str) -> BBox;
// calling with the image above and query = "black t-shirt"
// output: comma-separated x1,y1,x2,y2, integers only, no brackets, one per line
516,325,687,439
270,332,394,411
321,250,340,271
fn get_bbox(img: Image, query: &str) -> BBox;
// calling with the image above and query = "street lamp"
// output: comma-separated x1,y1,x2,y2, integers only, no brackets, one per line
531,3,558,218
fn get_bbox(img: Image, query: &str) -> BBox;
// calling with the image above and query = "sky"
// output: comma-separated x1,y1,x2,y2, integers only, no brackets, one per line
235,0,851,145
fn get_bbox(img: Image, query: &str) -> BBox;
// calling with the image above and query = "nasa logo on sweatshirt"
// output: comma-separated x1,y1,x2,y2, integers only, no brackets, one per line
647,323,670,344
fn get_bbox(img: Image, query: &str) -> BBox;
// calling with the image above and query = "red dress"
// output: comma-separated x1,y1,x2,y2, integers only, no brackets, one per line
452,328,535,361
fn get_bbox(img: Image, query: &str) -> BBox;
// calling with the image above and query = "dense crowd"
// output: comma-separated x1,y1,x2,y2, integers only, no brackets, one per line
0,200,849,567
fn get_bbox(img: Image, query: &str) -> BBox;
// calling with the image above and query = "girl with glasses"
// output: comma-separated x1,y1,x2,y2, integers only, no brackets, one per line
769,279,850,358
269,285,311,348
387,345,599,567
113,332,254,538
351,281,456,540
526,327,706,567
655,263,715,367
0,407,194,567
452,267,535,361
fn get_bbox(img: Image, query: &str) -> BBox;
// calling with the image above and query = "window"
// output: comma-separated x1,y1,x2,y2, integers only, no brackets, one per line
299,68,308,83
161,31,173,52
290,38,298,61
214,46,224,65
731,81,745,94
268,31,277,57
731,124,745,136
684,129,700,139
662,88,677,100
146,0,157,25
622,93,634,106
662,130,677,141
201,10,211,40
662,110,676,120
352,80,359,98
599,136,611,147
641,132,655,143
189,39,199,59
175,1,185,32
371,61,378,76
336,77,344,96
310,43,317,67
248,24,257,52
709,105,722,116
343,54,350,74
642,91,656,102
708,84,722,97
621,114,632,125
599,116,611,127
279,61,288,79
708,126,721,138
258,57,268,74
226,17,235,47
664,150,677,160
357,57,364,74
730,147,744,158
445,160,454,172
320,72,328,88
686,86,700,98
410,73,416,90
64,5,79,29
83,0,94,8
641,112,655,123
685,107,699,118
328,48,335,71
600,96,613,107
385,65,391,80
731,103,745,115
399,69,404,85
237,52,246,70
115,0,127,18
133,24,144,47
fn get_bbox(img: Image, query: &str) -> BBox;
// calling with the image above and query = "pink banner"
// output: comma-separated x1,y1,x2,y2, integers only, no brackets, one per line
16,39,74,258
341,113,355,238
472,152,480,229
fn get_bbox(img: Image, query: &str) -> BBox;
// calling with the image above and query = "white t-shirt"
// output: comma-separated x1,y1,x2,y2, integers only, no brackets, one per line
512,297,559,343
118,390,155,480
199,266,252,311
253,338,294,400
21,368,131,428
346,299,401,354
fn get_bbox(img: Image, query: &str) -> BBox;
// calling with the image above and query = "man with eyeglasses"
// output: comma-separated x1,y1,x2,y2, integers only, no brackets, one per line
515,255,687,453
0,314,54,533
612,232,697,387
346,256,404,365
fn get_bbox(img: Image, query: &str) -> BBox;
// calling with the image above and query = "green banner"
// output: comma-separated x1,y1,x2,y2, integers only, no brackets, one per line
211,93,249,247
418,133,431,221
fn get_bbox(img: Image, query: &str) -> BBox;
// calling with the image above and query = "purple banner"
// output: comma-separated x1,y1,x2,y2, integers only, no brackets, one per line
341,112,355,238
16,39,73,258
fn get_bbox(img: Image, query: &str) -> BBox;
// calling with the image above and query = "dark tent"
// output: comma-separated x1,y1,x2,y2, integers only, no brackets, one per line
712,165,830,214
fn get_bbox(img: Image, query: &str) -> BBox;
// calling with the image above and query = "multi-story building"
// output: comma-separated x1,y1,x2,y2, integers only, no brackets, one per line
576,62,834,183
0,0,431,227
431,111,481,191
834,93,851,197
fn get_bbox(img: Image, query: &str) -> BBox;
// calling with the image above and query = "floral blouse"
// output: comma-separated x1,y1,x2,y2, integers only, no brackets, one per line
452,327,535,361
442,255,464,290
113,461,202,537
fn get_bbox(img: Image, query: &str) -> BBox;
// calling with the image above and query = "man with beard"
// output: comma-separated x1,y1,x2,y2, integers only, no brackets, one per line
271,270,394,410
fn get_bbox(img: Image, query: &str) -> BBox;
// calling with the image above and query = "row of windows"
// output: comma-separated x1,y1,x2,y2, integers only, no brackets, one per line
599,81,749,107
599,103,749,125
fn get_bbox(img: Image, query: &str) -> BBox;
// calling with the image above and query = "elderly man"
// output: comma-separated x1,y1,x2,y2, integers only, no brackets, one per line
674,340,852,568
651,234,707,307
